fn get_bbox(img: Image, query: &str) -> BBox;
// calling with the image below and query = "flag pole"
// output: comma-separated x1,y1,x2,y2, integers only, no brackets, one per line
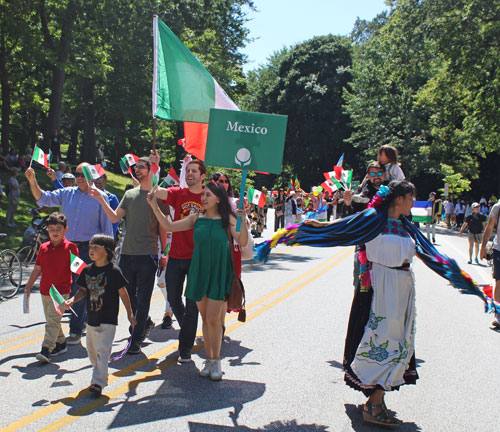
236,169,247,232
152,12,158,152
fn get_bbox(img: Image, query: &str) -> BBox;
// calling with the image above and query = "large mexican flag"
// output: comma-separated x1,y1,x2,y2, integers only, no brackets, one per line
152,16,238,124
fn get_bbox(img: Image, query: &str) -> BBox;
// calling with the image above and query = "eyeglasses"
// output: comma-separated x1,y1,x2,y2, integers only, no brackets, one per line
218,179,229,184
369,172,384,177
74,172,85,178
135,165,148,170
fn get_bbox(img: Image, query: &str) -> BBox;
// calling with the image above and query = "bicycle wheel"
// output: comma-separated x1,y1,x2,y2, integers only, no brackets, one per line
0,249,22,298
15,245,37,287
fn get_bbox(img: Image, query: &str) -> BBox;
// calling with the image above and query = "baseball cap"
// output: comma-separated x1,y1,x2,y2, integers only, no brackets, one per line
471,202,480,209
62,173,75,179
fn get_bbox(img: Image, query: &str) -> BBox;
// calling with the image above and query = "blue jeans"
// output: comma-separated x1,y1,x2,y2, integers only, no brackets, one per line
70,242,90,336
119,254,158,344
165,257,199,354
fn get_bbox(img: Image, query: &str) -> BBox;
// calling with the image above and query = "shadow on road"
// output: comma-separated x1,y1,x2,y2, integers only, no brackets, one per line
242,253,316,273
344,403,422,431
187,419,329,431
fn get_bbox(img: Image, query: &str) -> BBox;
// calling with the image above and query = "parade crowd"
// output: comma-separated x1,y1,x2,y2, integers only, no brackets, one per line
1,142,499,428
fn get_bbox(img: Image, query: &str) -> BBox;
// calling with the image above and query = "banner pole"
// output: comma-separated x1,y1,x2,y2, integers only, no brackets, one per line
236,169,247,232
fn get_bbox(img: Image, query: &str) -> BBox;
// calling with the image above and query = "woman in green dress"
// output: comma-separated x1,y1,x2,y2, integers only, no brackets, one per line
147,181,248,380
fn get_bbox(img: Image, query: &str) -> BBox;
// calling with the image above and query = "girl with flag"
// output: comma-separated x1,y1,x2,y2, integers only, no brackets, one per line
24,212,79,363
147,181,248,381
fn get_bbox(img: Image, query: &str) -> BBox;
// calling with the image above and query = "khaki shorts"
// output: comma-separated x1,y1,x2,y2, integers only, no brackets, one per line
468,232,483,243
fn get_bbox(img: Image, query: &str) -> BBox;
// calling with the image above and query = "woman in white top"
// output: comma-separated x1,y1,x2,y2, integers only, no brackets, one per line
378,145,405,182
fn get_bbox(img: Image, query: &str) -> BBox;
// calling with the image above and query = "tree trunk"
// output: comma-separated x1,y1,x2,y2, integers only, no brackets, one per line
68,116,79,164
0,33,11,154
81,78,96,164
44,0,77,152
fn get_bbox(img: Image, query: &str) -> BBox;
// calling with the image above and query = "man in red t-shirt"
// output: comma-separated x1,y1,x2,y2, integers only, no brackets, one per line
155,160,205,362
24,212,79,363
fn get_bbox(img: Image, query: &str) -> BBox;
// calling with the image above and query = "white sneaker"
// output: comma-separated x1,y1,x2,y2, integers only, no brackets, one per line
209,359,223,381
199,360,213,377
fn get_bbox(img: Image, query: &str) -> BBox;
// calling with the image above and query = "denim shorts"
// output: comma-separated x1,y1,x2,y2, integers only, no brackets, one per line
493,249,500,281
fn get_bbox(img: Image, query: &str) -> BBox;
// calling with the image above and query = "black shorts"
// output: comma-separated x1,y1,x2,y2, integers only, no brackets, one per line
494,249,500,281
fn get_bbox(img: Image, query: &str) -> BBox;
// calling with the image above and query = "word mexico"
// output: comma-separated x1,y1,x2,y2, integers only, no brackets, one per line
226,121,268,135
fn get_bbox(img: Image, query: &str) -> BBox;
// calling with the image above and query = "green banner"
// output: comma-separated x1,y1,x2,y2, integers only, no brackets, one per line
205,109,288,174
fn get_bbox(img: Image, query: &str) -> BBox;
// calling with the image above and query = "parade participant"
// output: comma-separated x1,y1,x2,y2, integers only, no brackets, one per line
147,181,248,380
480,201,500,316
94,172,120,238
64,234,136,396
426,192,441,244
89,156,165,355
273,189,285,230
25,164,113,345
153,160,205,362
24,212,79,363
460,202,486,264
378,145,405,182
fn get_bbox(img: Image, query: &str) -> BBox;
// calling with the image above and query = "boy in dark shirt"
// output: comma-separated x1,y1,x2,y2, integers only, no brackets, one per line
24,212,79,363
65,234,135,395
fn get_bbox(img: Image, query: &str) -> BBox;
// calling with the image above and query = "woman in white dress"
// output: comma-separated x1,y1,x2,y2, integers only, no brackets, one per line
344,180,416,427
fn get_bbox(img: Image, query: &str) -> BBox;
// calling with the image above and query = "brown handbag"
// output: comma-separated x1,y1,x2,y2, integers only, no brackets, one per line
226,227,246,322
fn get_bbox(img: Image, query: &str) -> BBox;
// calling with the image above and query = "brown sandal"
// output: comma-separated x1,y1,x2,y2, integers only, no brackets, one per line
361,402,401,428
88,384,102,396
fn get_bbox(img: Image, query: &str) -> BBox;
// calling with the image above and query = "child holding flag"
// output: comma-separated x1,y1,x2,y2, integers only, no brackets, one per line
64,234,136,396
24,212,79,363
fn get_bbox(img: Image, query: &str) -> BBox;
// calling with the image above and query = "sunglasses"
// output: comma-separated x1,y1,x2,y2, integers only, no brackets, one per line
218,179,229,184
74,172,85,178
369,172,384,177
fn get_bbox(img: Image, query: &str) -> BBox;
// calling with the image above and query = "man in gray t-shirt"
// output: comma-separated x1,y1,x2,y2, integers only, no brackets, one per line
91,155,166,354
480,202,500,326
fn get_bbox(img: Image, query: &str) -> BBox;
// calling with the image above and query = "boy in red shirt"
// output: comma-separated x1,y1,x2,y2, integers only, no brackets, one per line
24,212,79,363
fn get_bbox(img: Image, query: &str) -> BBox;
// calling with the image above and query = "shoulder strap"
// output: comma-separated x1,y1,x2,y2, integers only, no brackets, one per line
226,226,237,271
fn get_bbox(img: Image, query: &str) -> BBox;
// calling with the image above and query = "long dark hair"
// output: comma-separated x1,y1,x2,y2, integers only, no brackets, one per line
211,171,234,197
378,144,399,164
205,181,235,228
386,180,415,207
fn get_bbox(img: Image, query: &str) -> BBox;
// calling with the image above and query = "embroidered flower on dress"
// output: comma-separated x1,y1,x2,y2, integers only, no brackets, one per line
368,310,385,330
358,337,389,362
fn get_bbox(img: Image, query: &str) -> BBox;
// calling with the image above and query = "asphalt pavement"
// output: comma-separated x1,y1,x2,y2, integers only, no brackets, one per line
0,217,498,431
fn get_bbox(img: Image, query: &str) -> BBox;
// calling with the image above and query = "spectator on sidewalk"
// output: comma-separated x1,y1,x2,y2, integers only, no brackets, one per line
426,192,441,244
460,202,486,264
6,167,24,227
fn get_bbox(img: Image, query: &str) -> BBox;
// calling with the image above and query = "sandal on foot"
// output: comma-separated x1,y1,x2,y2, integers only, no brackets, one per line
361,402,401,428
88,384,102,396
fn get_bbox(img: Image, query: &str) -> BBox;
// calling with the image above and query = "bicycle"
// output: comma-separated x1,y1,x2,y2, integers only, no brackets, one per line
0,233,23,299
14,208,48,287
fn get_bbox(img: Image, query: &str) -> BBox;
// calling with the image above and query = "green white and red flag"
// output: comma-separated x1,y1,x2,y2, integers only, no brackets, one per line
81,164,106,182
152,17,238,123
247,187,266,208
341,169,353,188
119,153,139,175
321,179,339,194
160,168,180,187
151,163,160,186
70,252,87,275
31,145,51,168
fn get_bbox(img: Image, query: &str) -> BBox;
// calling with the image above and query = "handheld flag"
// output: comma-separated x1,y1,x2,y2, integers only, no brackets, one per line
120,154,139,175
81,164,106,182
411,201,432,223
151,163,160,186
70,252,87,275
31,145,51,168
336,153,344,167
160,168,180,187
49,285,77,317
247,187,266,208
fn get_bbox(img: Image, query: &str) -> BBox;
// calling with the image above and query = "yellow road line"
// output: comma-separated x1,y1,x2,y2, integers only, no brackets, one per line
2,247,353,432
0,292,163,355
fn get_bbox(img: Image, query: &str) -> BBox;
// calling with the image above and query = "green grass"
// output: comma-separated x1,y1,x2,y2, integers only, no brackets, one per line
0,166,133,251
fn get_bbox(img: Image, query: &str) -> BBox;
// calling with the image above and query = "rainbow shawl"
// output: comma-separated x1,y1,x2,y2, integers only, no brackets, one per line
254,186,496,317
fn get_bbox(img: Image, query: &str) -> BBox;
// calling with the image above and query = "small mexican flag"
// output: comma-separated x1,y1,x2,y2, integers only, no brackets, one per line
31,145,50,168
70,252,87,274
321,179,339,194
323,172,344,190
151,163,160,186
160,168,180,187
341,169,353,188
120,154,139,174
81,164,106,182
247,187,266,208
49,285,67,316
